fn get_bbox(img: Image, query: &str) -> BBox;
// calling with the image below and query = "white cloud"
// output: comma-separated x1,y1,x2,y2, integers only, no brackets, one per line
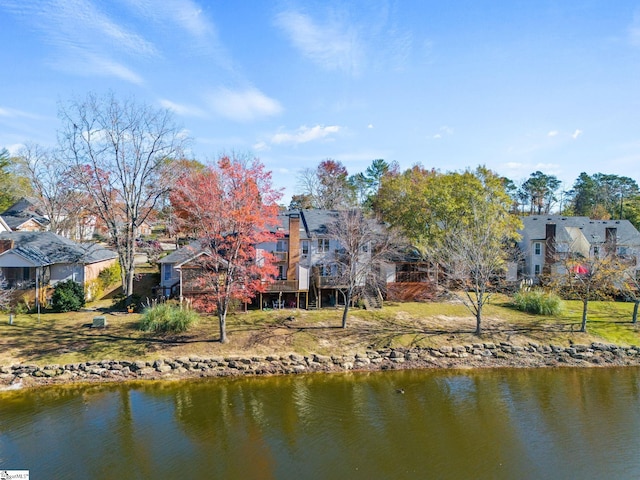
253,141,269,152
274,10,363,74
1,0,156,83
0,107,40,119
367,124,374,129
207,88,282,122
572,129,583,139
432,125,453,139
159,99,206,117
270,125,341,145
5,143,25,156
90,56,144,84
547,130,559,137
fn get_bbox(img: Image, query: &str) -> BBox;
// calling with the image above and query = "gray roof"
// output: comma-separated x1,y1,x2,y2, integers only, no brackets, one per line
519,215,640,245
0,231,116,266
299,209,339,237
161,209,355,264
158,241,202,264
0,197,50,230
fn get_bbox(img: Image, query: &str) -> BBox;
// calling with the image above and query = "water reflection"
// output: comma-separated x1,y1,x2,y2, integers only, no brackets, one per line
1,368,640,479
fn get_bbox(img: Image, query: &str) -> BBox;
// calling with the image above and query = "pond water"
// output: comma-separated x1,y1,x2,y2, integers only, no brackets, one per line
1,367,640,479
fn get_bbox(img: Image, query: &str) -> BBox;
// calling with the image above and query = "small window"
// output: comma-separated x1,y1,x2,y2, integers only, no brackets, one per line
617,246,628,256
277,265,286,280
361,243,369,253
23,267,31,280
301,240,309,255
534,242,541,255
276,239,287,252
593,246,599,256
318,239,330,253
164,264,173,281
534,264,541,275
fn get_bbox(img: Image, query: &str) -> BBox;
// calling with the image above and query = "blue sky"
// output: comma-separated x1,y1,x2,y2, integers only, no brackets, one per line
1,0,639,202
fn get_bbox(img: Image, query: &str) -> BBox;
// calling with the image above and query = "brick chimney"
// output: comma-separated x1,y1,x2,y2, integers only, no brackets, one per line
0,239,13,254
287,214,300,281
544,223,556,272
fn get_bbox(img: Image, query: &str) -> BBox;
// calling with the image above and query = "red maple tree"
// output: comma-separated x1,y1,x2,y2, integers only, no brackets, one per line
170,154,281,343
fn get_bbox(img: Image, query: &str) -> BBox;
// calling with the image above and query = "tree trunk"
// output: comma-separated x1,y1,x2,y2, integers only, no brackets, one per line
341,289,352,328
580,298,588,332
218,311,227,343
633,301,639,324
475,309,482,336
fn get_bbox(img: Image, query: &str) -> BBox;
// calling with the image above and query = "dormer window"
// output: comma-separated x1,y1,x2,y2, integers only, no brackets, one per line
318,239,330,253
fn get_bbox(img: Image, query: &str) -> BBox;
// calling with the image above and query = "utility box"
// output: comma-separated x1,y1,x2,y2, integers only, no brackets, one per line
92,316,107,328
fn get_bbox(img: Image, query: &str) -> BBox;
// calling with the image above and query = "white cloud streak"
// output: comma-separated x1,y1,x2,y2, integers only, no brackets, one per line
159,99,207,117
274,10,363,74
0,0,156,83
207,88,282,122
270,125,341,145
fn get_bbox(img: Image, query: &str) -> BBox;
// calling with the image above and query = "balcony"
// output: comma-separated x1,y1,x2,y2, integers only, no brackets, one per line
264,279,301,292
272,251,288,263
314,275,347,289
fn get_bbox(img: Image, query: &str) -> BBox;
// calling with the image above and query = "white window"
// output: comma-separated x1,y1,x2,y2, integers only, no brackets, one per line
276,239,287,252
318,239,330,253
534,264,541,275
534,242,541,255
301,240,309,255
618,246,628,256
593,246,600,256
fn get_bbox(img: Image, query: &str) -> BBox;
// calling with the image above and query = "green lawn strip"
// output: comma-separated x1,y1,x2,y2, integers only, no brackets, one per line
2,299,640,366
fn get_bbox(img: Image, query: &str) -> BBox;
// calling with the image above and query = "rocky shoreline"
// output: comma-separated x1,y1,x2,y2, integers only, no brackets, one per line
2,341,640,390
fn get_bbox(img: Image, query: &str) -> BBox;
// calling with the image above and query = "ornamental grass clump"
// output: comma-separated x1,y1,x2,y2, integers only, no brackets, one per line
513,289,563,315
139,303,199,334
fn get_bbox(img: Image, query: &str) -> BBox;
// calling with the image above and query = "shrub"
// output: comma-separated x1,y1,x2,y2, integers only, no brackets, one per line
98,261,121,288
52,280,86,312
85,278,103,302
139,303,198,334
513,289,563,315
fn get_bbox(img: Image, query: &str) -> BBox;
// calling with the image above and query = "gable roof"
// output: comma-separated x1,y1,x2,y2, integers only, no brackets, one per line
158,241,203,265
298,209,339,237
0,231,116,266
519,215,640,245
0,197,49,230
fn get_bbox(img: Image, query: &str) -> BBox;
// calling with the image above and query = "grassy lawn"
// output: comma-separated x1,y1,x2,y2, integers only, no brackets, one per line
1,292,640,366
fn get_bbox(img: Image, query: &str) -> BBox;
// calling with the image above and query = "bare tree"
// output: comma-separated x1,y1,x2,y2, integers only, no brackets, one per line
17,143,89,239
59,92,188,297
296,160,355,209
435,204,519,335
327,209,403,328
621,269,640,324
549,238,634,332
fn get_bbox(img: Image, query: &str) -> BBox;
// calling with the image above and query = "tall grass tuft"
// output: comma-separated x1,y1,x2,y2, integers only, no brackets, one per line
139,303,199,334
513,289,563,315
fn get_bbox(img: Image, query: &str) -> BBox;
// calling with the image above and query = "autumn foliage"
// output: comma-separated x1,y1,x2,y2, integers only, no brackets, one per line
170,154,281,342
